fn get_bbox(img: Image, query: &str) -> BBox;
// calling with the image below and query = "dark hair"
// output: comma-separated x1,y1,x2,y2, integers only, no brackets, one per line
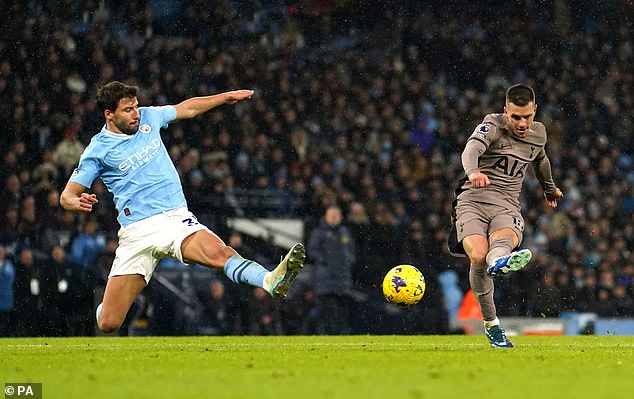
96,81,139,112
506,84,535,106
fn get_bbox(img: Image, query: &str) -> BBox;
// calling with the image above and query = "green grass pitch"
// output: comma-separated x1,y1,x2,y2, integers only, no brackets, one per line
2,335,634,399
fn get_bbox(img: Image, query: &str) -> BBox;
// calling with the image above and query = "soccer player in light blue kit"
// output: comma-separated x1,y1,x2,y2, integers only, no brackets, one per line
60,81,306,333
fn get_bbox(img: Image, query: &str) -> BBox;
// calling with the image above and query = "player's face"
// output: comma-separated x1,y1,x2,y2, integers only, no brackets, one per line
504,101,536,138
105,97,140,135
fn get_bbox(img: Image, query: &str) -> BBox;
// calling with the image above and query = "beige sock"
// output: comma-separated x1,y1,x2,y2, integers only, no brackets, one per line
469,264,496,321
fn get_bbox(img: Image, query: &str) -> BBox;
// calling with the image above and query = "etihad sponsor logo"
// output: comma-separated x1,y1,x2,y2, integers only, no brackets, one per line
119,139,161,172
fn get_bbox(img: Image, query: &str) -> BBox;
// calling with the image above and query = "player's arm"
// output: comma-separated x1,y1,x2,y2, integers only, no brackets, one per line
462,138,489,188
173,90,254,120
463,123,496,188
532,150,564,208
60,181,98,212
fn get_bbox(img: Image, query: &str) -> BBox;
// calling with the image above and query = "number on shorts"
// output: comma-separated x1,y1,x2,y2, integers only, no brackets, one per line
182,217,199,227
512,217,524,232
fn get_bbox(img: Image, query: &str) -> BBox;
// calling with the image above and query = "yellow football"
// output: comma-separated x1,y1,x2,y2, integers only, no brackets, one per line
382,265,426,306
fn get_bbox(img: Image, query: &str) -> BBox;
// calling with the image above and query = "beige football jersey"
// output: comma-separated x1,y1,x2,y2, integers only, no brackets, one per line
457,113,555,210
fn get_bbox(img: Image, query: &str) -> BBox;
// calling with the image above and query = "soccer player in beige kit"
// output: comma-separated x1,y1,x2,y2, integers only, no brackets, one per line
448,84,564,348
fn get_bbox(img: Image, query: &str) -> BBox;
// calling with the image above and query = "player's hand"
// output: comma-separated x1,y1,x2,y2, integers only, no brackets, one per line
224,89,254,104
544,188,564,208
77,193,98,212
468,171,490,188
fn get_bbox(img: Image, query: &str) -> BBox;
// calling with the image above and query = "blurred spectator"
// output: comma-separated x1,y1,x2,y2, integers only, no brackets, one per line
556,270,578,313
437,270,463,323
13,248,44,336
18,195,41,250
39,246,72,336
68,219,106,272
0,205,20,252
280,282,318,335
32,150,59,201
528,271,563,317
0,174,23,209
0,246,16,336
48,245,88,335
576,272,599,313
39,209,77,255
248,288,282,335
308,205,356,334
347,201,371,277
52,122,85,176
94,236,119,284
224,231,260,334
613,284,634,317
198,279,230,336
592,287,615,318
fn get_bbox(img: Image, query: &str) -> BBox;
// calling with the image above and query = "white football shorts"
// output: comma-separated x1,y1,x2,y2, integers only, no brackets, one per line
110,207,215,284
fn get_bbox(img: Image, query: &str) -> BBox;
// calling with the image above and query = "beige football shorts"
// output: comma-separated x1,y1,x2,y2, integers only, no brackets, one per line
448,200,524,257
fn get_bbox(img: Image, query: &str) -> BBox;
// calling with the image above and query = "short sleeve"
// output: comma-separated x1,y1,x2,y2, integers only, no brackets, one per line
159,105,177,128
69,152,101,188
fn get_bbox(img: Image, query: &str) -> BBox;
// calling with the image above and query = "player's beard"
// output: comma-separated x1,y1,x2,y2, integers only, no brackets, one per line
115,120,139,135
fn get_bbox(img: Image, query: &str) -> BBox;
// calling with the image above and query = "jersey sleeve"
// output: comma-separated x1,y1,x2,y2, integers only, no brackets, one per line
532,148,558,194
467,122,499,146
69,149,102,188
158,105,177,128
462,122,500,176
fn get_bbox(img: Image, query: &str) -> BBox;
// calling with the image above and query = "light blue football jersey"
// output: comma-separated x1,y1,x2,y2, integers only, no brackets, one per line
70,106,187,227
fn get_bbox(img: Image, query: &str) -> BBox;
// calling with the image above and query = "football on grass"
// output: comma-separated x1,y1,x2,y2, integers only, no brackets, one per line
382,265,426,306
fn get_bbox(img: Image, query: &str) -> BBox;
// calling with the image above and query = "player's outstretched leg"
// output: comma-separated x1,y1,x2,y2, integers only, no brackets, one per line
486,248,532,279
264,243,306,298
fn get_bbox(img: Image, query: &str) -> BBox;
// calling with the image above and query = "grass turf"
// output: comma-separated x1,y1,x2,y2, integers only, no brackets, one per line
1,335,633,399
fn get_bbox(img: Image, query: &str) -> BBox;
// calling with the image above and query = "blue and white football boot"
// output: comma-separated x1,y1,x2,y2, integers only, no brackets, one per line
485,325,514,348
486,249,532,279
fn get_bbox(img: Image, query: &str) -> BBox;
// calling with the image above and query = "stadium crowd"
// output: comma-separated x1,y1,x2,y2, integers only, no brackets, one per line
1,0,633,336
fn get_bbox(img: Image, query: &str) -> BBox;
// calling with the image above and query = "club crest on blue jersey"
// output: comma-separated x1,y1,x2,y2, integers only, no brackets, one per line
139,124,151,134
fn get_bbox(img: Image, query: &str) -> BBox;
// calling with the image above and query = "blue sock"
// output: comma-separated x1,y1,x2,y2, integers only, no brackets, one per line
223,254,267,288
96,302,103,324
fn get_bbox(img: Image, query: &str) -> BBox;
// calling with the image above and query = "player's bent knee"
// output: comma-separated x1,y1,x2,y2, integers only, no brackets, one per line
462,236,489,266
469,254,487,266
465,247,488,266
98,314,124,333
98,321,121,334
